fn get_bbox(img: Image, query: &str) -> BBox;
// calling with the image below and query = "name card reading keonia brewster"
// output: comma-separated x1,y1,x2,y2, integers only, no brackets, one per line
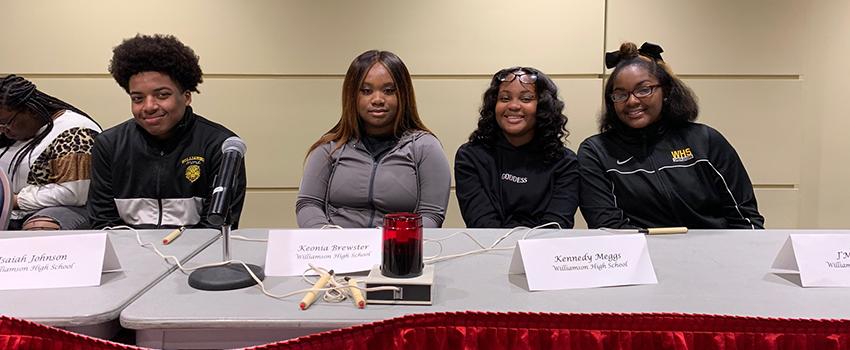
264,229,382,277
0,233,121,291
509,234,657,291
772,233,850,287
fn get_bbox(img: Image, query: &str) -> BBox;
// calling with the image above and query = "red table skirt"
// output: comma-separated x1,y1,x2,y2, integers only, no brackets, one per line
0,315,140,350
4,312,850,349
250,312,850,350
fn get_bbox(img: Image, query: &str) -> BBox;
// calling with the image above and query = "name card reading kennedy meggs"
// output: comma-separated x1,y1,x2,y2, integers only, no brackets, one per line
509,234,657,291
0,232,121,291
265,229,382,277
772,233,850,287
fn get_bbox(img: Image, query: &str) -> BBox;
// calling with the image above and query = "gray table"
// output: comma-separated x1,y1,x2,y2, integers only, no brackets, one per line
0,229,219,339
121,228,850,349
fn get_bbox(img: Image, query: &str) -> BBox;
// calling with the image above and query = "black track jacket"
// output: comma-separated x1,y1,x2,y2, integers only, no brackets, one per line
578,122,764,229
87,107,247,229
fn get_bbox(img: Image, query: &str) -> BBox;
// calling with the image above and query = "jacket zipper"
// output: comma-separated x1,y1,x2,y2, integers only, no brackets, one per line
156,149,164,227
364,137,408,228
366,150,380,228
646,133,681,223
360,136,413,228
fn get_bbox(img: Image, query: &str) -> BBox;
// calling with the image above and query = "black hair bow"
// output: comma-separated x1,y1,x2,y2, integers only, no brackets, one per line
605,42,665,69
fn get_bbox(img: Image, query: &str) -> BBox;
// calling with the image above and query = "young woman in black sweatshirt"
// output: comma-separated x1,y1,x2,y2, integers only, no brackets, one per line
455,67,579,228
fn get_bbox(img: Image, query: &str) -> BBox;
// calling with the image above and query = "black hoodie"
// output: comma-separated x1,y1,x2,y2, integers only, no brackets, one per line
578,121,764,229
455,134,579,228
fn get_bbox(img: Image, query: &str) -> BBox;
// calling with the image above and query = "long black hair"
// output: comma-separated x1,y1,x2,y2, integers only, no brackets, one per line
0,74,98,180
600,42,699,132
469,66,568,163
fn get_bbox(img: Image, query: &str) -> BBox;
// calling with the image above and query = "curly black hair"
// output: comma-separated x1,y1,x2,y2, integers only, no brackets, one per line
468,66,568,163
600,42,699,132
108,34,203,93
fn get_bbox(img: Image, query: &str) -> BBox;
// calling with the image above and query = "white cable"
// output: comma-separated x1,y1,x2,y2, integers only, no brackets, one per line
104,226,397,303
104,225,231,272
599,227,637,234
520,222,563,240
231,235,267,242
423,222,562,264
230,224,342,242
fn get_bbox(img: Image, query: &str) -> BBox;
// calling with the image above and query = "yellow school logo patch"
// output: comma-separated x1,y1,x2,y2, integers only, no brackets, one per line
181,155,205,183
671,147,694,162
185,165,201,183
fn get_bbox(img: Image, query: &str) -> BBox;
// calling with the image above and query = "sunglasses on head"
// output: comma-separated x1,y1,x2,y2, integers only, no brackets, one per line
498,69,537,84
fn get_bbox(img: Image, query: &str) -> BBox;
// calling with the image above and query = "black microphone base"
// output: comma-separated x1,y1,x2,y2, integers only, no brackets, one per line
188,263,265,291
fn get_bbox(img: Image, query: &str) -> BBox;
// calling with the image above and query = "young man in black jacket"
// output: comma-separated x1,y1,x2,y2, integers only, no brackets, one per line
88,34,247,229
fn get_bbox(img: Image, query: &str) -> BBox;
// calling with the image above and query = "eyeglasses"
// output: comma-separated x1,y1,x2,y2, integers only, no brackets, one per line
498,69,538,85
0,111,19,130
610,85,662,103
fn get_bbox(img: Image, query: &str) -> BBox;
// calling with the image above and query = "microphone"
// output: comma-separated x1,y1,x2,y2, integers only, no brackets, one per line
189,136,263,291
207,136,246,226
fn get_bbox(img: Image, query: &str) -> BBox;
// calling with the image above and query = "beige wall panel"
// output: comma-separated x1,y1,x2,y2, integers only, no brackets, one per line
414,79,493,180
241,190,298,228
683,79,802,185
1,0,603,75
802,1,850,228
21,77,131,130
574,208,589,229
553,79,604,152
444,190,464,228
606,0,803,75
194,78,342,188
754,188,798,229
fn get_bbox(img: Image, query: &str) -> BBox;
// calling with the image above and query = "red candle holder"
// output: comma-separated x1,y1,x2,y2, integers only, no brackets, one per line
381,213,423,278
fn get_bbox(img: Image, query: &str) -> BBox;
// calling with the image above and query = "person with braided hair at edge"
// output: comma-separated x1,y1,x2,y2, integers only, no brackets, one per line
0,75,102,230
578,42,764,229
455,67,579,228
87,34,247,229
296,50,451,228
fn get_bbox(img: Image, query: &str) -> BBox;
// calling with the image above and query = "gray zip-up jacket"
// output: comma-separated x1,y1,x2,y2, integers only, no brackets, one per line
296,130,451,228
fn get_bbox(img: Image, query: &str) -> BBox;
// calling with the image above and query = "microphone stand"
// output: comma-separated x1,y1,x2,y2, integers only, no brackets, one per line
188,214,265,291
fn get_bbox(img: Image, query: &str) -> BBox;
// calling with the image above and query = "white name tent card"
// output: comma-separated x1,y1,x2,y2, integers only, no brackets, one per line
509,233,658,291
0,232,121,291
265,229,382,277
772,233,850,287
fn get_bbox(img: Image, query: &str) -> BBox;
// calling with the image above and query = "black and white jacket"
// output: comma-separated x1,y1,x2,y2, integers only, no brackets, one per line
87,107,247,229
578,121,764,229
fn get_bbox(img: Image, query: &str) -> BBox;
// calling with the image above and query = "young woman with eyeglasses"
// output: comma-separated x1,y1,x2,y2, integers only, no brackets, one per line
0,74,102,230
296,50,451,228
578,42,764,229
454,67,579,228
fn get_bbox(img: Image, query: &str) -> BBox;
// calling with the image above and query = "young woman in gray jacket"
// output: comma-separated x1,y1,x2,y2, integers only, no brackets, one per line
296,50,451,228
